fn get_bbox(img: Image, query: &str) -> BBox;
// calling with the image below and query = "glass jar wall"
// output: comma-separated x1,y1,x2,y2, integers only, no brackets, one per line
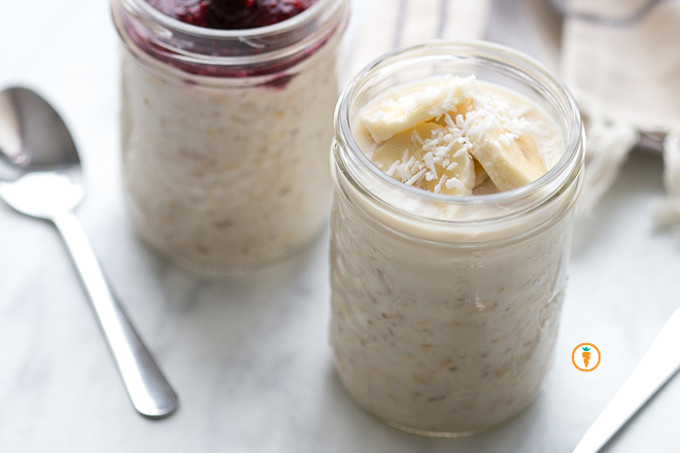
329,41,585,436
112,0,349,272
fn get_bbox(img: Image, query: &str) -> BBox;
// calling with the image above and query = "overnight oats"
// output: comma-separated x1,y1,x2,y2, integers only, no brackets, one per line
330,41,585,436
111,0,348,271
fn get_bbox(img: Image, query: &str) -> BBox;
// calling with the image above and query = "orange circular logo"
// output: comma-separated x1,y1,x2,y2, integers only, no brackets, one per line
572,343,601,372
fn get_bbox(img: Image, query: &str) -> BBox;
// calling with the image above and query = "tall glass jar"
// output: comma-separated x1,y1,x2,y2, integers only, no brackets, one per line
330,41,585,436
111,0,349,272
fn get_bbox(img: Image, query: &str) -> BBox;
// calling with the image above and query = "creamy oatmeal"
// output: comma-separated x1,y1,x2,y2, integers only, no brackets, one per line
112,0,348,271
120,47,338,269
330,43,584,436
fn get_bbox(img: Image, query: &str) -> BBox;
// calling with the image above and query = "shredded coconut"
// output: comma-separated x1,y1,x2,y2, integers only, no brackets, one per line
362,76,539,194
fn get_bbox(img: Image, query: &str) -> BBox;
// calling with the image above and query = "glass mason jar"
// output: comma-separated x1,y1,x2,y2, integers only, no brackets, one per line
330,41,585,436
111,0,349,272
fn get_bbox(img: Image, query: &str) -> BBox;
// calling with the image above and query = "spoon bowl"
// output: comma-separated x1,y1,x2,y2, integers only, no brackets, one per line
0,86,178,418
0,171,83,218
0,87,83,217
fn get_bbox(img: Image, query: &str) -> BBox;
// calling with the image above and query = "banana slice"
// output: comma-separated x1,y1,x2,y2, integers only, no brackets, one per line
430,146,476,196
361,76,478,143
370,122,441,173
370,122,476,196
473,158,489,189
516,133,545,172
470,130,546,191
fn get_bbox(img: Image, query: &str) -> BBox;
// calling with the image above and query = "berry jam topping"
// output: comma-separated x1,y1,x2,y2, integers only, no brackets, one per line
147,0,315,29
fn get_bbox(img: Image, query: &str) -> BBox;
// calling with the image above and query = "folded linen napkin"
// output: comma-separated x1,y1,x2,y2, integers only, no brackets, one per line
560,0,680,225
341,0,490,85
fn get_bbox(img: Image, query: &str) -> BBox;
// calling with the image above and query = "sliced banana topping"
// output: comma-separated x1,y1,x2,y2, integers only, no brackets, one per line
469,130,546,192
359,76,549,194
361,76,479,143
370,122,476,196
473,158,489,189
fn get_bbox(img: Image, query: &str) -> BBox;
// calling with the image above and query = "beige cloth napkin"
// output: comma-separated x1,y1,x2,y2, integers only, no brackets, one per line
560,0,680,225
341,0,490,85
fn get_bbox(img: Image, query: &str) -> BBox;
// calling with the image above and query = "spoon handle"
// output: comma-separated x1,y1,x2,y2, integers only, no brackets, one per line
52,211,178,418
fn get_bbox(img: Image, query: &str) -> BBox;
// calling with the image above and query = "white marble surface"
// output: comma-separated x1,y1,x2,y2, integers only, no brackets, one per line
2,1,680,452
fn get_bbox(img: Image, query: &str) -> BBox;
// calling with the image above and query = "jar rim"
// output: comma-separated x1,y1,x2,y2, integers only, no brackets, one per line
334,40,584,215
113,0,348,71
131,0,340,38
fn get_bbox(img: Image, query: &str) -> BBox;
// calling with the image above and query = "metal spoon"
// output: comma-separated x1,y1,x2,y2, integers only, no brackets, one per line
0,86,178,418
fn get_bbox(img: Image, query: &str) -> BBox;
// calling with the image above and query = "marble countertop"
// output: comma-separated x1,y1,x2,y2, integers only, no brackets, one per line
2,1,680,452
